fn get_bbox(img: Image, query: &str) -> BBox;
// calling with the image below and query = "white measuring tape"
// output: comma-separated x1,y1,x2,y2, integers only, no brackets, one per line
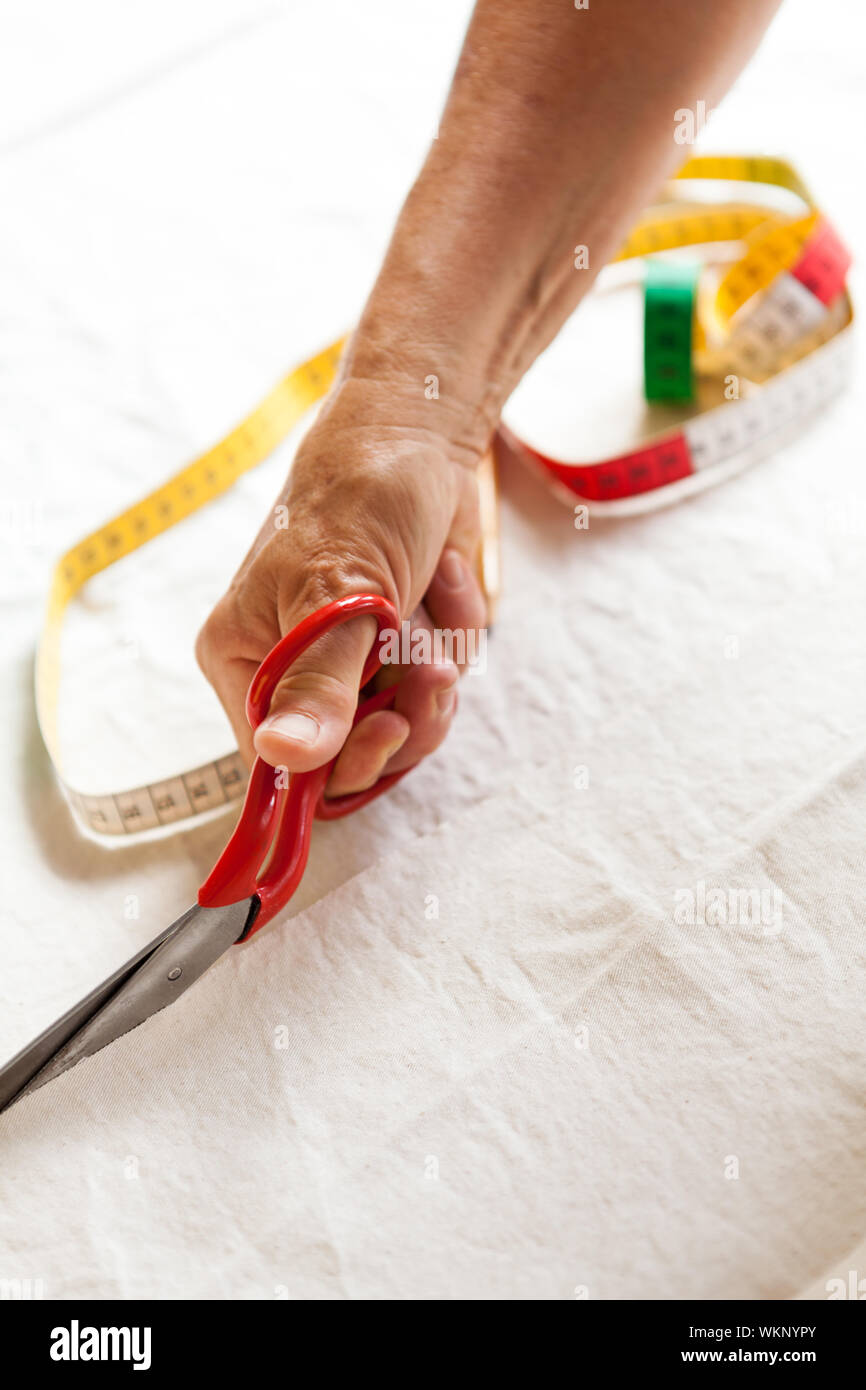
501,157,853,513
39,155,852,839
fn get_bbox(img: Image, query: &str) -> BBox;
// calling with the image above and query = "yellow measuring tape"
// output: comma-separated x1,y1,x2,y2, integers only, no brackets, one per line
39,340,344,771
40,154,852,838
503,153,852,508
619,154,823,360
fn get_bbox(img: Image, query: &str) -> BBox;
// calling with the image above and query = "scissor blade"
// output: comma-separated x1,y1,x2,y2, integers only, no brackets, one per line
0,897,256,1113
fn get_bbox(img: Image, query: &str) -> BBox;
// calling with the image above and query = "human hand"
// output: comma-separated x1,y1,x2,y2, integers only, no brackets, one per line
196,375,489,797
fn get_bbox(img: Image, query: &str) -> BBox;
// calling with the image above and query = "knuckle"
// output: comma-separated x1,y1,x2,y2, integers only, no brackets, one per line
194,593,249,675
282,546,397,620
274,665,357,714
194,611,220,676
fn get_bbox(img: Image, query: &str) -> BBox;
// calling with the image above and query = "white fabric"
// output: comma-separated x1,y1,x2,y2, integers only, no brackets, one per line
1,0,864,1301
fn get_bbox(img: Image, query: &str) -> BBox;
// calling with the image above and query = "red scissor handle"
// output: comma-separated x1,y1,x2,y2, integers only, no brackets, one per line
198,594,408,934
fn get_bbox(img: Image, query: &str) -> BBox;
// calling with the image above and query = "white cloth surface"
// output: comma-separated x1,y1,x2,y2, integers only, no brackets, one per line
0,0,864,1300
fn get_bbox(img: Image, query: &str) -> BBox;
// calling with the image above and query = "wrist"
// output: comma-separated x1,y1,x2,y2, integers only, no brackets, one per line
333,326,499,467
336,157,543,458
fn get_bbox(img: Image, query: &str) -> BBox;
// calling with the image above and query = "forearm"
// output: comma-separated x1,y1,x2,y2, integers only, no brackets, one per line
336,0,782,455
203,0,784,785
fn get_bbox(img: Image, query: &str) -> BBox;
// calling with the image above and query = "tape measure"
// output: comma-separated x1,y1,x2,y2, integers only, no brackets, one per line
643,258,701,402
38,154,852,840
500,154,852,511
38,342,499,842
39,339,345,840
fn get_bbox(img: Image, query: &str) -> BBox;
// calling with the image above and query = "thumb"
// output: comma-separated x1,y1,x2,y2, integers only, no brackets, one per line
252,599,385,774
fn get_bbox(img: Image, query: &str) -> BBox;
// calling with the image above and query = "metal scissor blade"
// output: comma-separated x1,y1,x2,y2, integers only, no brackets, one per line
0,897,257,1114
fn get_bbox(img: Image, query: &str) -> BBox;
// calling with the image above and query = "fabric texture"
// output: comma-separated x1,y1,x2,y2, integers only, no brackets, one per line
0,0,864,1300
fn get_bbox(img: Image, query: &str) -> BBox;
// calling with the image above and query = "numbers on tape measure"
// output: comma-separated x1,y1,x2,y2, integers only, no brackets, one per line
521,323,852,506
70,753,249,837
39,160,852,837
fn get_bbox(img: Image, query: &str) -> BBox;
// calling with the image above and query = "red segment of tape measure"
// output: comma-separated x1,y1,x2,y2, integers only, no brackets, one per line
523,431,693,502
790,220,851,305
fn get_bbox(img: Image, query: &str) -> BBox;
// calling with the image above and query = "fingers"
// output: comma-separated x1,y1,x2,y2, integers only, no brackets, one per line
324,708,410,796
252,612,382,772
423,547,487,668
325,540,483,798
384,651,459,773
195,424,486,794
196,560,393,776
326,649,458,796
209,655,260,769
199,544,485,791
195,604,268,770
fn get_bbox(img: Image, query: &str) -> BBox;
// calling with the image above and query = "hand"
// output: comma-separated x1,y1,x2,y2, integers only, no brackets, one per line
196,377,488,796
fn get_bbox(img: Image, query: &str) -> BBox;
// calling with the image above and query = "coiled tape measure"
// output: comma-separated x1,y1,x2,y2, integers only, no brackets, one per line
500,153,852,509
39,154,852,841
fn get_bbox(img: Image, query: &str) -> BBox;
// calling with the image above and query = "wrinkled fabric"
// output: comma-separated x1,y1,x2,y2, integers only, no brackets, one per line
0,0,864,1300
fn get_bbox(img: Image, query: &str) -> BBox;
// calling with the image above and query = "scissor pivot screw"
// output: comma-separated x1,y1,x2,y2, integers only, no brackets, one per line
167,967,183,981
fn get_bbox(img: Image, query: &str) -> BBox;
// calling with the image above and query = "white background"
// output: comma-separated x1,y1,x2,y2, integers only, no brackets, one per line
0,0,864,1299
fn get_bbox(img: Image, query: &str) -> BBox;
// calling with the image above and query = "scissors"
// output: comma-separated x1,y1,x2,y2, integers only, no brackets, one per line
0,593,410,1113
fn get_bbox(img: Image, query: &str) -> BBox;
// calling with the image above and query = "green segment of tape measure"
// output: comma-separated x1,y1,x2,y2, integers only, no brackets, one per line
644,259,699,402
